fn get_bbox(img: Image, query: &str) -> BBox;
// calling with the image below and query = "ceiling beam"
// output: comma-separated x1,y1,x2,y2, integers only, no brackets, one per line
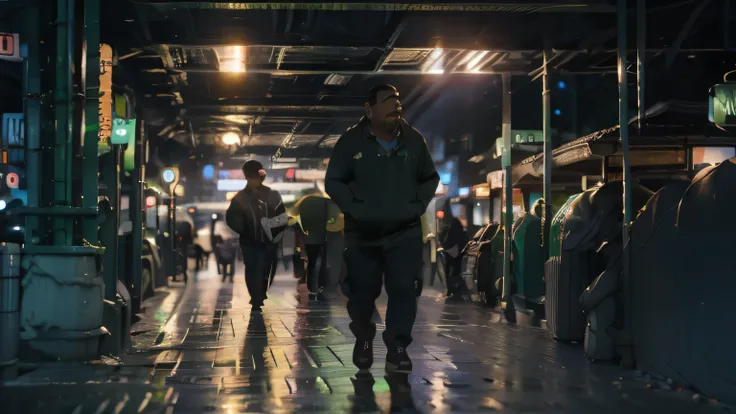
232,145,334,158
181,95,368,107
132,1,616,13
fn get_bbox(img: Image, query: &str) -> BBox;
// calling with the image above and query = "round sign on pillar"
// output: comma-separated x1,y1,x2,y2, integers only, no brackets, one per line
162,167,180,196
6,172,19,189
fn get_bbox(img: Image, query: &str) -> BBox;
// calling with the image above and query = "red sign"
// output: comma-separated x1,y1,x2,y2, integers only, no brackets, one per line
0,33,16,56
6,173,18,189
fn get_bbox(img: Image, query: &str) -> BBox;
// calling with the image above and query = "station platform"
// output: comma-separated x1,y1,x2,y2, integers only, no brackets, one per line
1,261,727,413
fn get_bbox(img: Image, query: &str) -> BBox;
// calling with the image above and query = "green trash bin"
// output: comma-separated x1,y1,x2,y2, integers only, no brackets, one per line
512,200,546,300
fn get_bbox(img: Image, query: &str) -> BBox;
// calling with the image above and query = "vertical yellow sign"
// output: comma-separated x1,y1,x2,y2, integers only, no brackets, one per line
99,43,113,154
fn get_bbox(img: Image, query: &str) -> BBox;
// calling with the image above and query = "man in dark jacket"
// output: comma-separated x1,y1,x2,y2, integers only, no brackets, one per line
325,84,439,373
226,160,287,311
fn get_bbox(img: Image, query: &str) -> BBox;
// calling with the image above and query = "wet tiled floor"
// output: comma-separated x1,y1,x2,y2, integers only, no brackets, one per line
2,262,731,413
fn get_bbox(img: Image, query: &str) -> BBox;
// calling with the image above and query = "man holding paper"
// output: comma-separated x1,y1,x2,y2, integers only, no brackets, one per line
226,160,288,311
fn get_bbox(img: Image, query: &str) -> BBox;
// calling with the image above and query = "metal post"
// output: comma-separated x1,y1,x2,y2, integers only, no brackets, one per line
23,2,41,245
169,195,177,279
601,156,610,183
82,0,100,243
618,0,634,338
130,117,144,313
542,50,552,254
501,73,513,304
101,149,120,300
637,0,646,132
54,0,74,246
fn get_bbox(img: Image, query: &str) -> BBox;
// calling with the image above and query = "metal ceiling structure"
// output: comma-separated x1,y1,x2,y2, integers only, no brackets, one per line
97,0,730,164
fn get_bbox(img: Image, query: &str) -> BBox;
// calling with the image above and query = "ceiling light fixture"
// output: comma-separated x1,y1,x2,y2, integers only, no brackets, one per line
467,50,489,71
221,132,241,146
425,48,445,75
218,45,246,73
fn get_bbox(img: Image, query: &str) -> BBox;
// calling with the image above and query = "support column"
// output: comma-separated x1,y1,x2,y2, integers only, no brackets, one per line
542,50,552,253
54,0,74,246
501,73,513,304
20,0,105,362
130,116,145,313
637,0,646,132
82,0,100,243
618,0,634,365
23,1,41,245
101,148,121,301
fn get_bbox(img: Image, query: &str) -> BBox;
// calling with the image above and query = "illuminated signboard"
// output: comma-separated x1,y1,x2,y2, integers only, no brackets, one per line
458,187,470,198
709,83,736,127
488,170,504,190
217,179,247,192
474,185,491,198
440,172,452,185
98,44,113,153
0,33,20,62
111,118,136,145
123,128,136,172
203,165,215,180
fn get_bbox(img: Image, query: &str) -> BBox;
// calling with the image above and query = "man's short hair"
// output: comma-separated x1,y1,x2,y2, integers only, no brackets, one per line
242,160,264,178
367,84,398,106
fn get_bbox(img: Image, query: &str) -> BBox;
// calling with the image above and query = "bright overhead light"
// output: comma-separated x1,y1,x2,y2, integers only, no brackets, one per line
424,48,445,74
221,132,241,146
218,46,246,73
467,50,489,71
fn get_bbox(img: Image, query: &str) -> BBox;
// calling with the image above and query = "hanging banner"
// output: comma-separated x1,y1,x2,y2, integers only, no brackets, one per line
98,43,113,154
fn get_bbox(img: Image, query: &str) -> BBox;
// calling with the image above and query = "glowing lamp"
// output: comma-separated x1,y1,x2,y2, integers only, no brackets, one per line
221,132,240,146
0,200,6,210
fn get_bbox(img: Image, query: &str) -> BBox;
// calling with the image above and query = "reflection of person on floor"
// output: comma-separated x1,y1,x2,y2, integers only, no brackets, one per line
436,201,469,298
325,84,439,374
226,160,288,311
291,191,345,301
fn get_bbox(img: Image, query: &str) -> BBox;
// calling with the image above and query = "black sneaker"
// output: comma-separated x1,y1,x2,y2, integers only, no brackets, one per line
353,337,373,371
385,345,412,373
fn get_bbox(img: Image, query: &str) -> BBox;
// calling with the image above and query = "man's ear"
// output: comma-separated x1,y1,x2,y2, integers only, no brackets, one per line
364,103,371,118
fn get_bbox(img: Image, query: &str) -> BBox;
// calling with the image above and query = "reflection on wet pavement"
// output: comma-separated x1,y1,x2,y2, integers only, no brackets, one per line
2,262,729,413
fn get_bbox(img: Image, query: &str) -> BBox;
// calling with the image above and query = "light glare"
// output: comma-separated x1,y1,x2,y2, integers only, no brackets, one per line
221,132,241,146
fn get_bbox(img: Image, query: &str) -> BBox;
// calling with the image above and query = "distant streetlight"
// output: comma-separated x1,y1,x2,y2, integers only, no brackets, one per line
221,132,241,146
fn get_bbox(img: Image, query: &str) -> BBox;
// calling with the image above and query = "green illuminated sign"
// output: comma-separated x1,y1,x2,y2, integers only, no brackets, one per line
123,129,136,172
709,83,736,127
111,117,136,145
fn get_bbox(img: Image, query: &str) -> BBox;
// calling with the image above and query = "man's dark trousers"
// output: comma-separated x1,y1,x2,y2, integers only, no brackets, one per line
343,225,423,347
242,243,276,306
305,243,328,292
